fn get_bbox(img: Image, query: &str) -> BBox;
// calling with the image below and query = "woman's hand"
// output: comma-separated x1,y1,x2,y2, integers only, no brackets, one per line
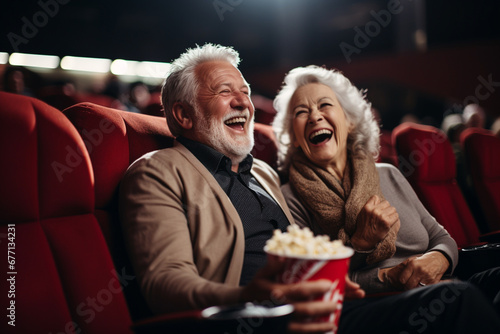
351,195,400,251
241,257,365,333
345,275,365,300
380,251,450,290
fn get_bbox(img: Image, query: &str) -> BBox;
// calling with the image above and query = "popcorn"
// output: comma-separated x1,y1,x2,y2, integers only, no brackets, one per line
265,225,348,258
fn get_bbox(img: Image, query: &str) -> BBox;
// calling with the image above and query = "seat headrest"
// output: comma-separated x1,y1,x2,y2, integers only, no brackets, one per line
0,92,94,222
393,122,455,182
63,102,174,209
461,127,500,179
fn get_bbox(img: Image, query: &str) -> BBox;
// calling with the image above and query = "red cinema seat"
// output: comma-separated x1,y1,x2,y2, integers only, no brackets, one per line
63,103,174,320
0,92,133,334
392,122,500,278
252,94,277,125
461,128,500,232
62,103,173,243
392,122,482,247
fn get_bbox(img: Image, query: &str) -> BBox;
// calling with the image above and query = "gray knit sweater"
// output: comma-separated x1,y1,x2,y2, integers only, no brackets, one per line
281,163,459,294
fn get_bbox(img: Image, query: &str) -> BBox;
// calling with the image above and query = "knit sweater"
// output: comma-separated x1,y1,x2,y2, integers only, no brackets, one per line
281,163,459,294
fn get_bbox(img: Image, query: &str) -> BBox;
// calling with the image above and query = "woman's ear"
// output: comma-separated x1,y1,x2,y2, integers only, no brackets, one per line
172,102,193,130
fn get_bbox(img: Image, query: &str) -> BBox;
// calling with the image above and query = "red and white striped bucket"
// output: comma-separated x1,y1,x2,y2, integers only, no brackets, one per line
267,249,353,333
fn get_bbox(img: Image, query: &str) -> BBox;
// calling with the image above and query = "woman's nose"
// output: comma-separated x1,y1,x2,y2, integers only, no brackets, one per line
308,108,323,123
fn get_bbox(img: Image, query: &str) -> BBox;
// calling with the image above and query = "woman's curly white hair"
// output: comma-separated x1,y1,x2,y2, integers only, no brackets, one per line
272,65,380,172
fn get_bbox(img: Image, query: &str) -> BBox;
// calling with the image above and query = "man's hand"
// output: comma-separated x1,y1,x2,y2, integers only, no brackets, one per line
241,256,365,333
380,251,450,290
351,195,400,251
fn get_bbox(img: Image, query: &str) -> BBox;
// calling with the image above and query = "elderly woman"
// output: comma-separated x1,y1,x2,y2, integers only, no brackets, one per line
272,65,458,294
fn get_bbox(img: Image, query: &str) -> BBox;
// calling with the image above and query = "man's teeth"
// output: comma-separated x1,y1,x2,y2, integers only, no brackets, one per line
309,129,332,140
225,117,246,125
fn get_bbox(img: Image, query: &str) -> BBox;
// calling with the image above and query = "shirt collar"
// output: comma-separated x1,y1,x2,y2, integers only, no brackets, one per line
177,136,253,175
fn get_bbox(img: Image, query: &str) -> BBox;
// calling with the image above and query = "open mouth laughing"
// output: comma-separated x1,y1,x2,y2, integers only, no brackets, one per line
223,111,249,131
309,128,333,145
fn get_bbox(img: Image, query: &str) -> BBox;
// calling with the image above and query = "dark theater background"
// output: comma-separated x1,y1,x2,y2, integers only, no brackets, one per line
1,0,499,128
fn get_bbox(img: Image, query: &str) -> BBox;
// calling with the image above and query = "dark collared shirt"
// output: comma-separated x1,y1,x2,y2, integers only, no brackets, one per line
177,137,289,286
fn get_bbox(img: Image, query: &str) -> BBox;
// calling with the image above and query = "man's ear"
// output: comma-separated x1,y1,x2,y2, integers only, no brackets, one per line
172,102,193,130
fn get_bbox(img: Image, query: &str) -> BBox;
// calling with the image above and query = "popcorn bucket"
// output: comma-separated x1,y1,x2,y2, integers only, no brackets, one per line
265,248,354,334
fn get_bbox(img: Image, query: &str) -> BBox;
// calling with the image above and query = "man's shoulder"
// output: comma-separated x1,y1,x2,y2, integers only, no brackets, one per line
127,143,193,174
252,158,275,172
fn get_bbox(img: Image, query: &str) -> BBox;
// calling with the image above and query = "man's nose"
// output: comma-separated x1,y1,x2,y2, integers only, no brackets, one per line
231,91,251,110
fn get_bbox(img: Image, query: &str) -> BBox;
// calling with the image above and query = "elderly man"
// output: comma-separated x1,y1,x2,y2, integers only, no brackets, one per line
119,44,500,333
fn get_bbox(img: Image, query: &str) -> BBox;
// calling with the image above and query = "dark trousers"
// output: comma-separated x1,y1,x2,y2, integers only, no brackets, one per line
339,281,500,334
466,267,500,314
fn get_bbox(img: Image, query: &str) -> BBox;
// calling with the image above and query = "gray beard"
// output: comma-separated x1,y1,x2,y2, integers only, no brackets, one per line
194,109,254,165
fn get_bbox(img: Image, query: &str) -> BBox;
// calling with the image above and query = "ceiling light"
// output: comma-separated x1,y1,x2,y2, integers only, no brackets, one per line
9,53,59,69
0,52,8,64
110,59,139,76
60,56,111,73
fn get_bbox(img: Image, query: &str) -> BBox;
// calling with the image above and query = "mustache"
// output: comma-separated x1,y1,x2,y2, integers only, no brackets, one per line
222,109,251,122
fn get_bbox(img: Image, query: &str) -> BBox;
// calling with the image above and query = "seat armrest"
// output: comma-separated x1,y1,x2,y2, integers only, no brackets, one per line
455,243,500,279
132,304,293,334
479,230,500,243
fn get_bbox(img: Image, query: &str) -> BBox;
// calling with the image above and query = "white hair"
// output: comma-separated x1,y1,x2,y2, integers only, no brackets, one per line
463,103,485,123
272,65,380,172
441,113,464,134
161,43,241,136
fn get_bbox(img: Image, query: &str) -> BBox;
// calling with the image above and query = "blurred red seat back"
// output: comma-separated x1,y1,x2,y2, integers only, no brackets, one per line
392,122,481,247
461,128,500,232
252,122,279,170
252,94,277,125
0,92,133,334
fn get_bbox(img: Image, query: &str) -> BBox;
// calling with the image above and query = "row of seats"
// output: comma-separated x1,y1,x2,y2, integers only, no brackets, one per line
392,123,500,278
1,91,498,333
392,123,500,248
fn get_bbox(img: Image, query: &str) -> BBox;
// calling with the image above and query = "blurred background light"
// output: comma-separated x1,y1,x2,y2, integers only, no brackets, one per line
136,61,171,78
60,56,111,73
0,52,8,64
9,53,60,69
110,59,139,76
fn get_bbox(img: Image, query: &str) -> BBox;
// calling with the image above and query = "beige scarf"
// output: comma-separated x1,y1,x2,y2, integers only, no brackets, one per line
289,150,397,264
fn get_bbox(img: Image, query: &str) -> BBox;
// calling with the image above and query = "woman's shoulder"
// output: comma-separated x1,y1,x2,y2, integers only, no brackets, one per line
280,183,304,210
375,163,405,181
280,182,295,199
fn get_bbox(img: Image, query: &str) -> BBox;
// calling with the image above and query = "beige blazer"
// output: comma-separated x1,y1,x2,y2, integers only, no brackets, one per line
119,141,294,314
